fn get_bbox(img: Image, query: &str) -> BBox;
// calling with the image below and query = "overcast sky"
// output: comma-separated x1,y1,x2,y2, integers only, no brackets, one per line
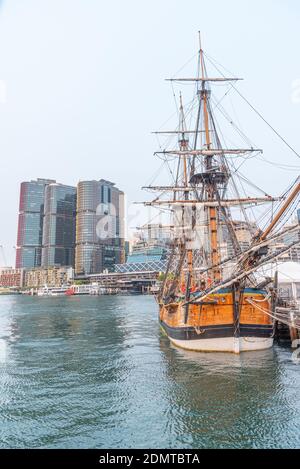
0,0,300,266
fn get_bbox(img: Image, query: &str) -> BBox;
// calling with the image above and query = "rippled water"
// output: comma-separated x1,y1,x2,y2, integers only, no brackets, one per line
0,294,299,448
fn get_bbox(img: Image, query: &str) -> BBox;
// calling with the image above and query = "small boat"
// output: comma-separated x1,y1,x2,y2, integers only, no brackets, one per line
51,286,69,296
37,285,69,297
37,285,52,296
65,284,102,296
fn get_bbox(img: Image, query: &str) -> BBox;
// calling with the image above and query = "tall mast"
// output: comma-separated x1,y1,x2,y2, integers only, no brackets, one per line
199,40,221,283
179,92,188,188
145,35,285,304
178,93,194,292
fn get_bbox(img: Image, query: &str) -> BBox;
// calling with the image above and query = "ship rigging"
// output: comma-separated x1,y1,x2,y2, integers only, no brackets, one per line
140,35,300,353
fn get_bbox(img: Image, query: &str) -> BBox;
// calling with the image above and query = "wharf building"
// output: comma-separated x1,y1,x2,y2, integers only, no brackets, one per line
75,179,125,275
24,266,74,289
0,267,25,288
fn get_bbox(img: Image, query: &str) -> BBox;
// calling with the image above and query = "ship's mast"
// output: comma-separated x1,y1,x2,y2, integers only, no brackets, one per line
178,93,194,292
198,41,221,283
144,37,285,304
178,92,189,188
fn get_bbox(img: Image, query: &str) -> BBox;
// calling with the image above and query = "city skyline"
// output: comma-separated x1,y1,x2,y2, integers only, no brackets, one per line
15,177,125,274
1,0,300,266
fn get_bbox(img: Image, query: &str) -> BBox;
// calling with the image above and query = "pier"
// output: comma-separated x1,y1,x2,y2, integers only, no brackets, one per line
77,270,160,294
274,305,300,346
275,262,300,345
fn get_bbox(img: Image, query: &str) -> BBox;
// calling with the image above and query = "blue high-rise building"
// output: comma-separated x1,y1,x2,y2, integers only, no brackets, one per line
41,183,77,267
75,179,125,275
16,178,55,268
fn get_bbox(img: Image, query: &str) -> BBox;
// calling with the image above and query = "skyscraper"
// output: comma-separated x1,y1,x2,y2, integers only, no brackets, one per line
41,183,77,267
16,178,55,268
75,179,125,275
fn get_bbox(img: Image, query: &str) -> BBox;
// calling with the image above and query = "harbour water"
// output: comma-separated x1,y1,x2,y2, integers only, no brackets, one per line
0,294,299,449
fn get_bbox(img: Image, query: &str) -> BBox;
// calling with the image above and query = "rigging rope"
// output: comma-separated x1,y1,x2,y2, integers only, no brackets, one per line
247,298,300,330
204,51,300,161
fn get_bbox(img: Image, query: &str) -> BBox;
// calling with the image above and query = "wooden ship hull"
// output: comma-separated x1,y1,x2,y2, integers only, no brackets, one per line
159,288,273,353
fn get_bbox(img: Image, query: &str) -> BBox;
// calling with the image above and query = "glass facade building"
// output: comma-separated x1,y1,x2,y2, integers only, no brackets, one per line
41,183,77,267
115,245,168,273
75,180,125,275
16,179,55,269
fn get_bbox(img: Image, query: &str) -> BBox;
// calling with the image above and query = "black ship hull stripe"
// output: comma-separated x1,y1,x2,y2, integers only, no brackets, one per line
160,321,273,340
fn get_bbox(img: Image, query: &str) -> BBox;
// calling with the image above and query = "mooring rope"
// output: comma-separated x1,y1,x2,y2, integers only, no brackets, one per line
246,298,300,330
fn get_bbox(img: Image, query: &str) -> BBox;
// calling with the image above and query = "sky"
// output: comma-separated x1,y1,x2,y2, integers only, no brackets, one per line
0,0,300,266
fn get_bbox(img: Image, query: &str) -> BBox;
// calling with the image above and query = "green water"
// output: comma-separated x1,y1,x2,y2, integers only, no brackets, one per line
0,294,299,449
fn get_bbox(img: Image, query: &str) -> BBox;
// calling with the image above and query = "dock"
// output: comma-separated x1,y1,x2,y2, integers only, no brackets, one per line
274,304,300,346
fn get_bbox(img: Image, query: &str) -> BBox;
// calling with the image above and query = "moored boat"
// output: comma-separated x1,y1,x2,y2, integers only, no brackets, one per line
159,288,273,353
65,284,101,295
37,285,69,296
141,36,300,353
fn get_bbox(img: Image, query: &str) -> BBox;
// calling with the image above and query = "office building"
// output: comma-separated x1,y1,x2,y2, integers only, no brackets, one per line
75,179,125,275
41,183,76,267
15,178,55,268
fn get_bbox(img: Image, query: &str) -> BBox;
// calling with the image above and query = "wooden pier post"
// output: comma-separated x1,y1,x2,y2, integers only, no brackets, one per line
289,311,299,348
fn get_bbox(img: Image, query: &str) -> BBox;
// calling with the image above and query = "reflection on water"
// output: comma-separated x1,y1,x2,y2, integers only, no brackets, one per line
159,340,298,448
0,295,299,448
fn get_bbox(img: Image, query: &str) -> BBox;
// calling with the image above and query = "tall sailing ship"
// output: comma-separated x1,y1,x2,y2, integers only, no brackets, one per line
142,37,300,353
